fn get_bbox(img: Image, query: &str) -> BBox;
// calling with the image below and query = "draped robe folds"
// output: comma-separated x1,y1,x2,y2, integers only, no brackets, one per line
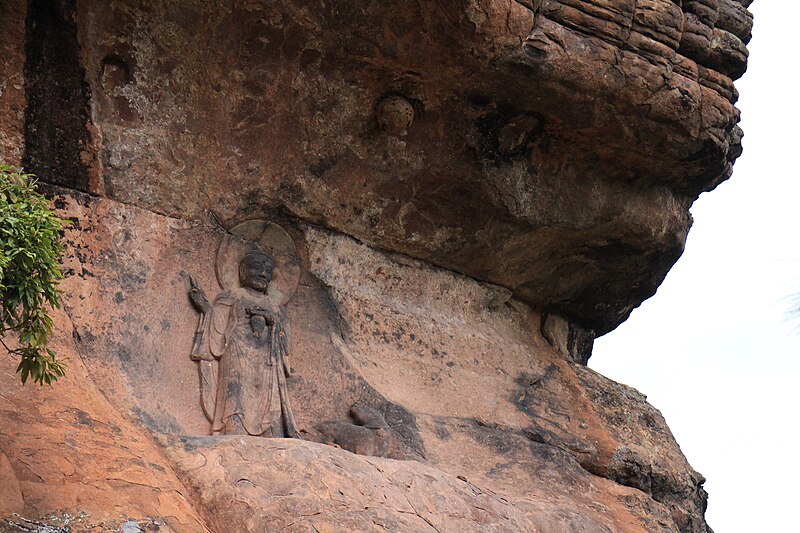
201,287,297,437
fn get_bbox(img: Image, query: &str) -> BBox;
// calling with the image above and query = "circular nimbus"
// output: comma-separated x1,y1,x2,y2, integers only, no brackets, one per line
215,220,300,306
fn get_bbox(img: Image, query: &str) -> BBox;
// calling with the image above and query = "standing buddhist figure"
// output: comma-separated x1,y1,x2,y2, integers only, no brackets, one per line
187,222,300,438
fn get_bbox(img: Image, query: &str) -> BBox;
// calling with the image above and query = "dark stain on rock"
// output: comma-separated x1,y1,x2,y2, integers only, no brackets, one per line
310,156,337,180
226,379,241,394
463,418,519,455
79,328,97,343
511,366,557,417
375,399,425,459
23,0,92,191
131,406,183,435
73,408,93,426
148,462,166,474
433,419,451,440
117,346,132,363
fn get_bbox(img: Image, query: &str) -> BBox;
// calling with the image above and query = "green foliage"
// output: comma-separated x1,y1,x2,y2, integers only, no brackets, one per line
0,165,67,385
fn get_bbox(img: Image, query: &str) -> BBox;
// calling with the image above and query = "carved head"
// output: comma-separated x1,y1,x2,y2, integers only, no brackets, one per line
238,249,274,292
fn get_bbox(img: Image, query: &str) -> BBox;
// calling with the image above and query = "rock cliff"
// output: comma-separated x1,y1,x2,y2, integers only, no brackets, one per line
0,1,751,532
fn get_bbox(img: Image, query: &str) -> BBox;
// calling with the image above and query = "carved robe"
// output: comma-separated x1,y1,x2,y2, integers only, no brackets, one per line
203,287,297,437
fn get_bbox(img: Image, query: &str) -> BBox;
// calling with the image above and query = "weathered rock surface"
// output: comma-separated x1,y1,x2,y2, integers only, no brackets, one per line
0,452,24,518
13,0,750,334
0,191,709,531
163,435,680,533
0,311,209,532
0,0,753,531
0,0,26,166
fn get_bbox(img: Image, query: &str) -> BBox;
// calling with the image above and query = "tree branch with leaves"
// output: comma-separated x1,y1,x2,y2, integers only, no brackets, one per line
0,165,67,384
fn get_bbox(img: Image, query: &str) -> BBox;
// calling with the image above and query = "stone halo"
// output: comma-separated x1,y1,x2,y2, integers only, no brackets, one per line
215,219,300,306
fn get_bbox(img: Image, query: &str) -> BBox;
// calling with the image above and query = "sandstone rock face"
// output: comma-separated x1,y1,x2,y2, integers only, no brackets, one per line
0,310,209,532
0,0,26,166
18,0,750,334
0,0,752,532
0,452,24,518
0,191,708,531
163,435,679,533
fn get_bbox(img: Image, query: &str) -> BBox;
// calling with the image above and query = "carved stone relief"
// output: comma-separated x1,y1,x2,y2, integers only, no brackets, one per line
187,220,301,438
316,403,412,460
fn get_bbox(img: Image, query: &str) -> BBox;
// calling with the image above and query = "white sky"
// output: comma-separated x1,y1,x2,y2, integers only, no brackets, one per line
590,4,800,532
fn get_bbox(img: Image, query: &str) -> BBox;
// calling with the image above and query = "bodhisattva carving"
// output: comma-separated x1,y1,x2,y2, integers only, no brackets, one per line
187,221,301,438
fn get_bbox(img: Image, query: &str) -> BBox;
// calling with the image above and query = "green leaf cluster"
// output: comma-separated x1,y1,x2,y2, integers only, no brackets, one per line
0,165,67,384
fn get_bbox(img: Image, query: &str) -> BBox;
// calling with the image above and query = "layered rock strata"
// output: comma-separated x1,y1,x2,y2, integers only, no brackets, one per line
0,0,752,531
13,0,751,335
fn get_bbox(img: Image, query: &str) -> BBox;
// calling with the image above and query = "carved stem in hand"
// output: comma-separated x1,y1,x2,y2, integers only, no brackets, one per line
188,275,210,360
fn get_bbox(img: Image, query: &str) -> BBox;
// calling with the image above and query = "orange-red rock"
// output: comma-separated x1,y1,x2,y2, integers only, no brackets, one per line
0,311,209,531
0,1,754,531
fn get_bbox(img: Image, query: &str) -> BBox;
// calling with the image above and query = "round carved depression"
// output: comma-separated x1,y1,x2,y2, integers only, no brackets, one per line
376,95,414,135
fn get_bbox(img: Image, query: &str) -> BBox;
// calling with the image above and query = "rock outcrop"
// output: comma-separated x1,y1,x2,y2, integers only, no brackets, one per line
0,0,752,531
13,0,752,335
0,308,209,532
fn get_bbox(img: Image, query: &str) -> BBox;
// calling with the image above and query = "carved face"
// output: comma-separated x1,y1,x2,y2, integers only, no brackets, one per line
239,252,274,292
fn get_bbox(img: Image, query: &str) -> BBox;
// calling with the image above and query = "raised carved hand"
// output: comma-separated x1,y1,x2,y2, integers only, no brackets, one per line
188,276,212,314
246,306,277,325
